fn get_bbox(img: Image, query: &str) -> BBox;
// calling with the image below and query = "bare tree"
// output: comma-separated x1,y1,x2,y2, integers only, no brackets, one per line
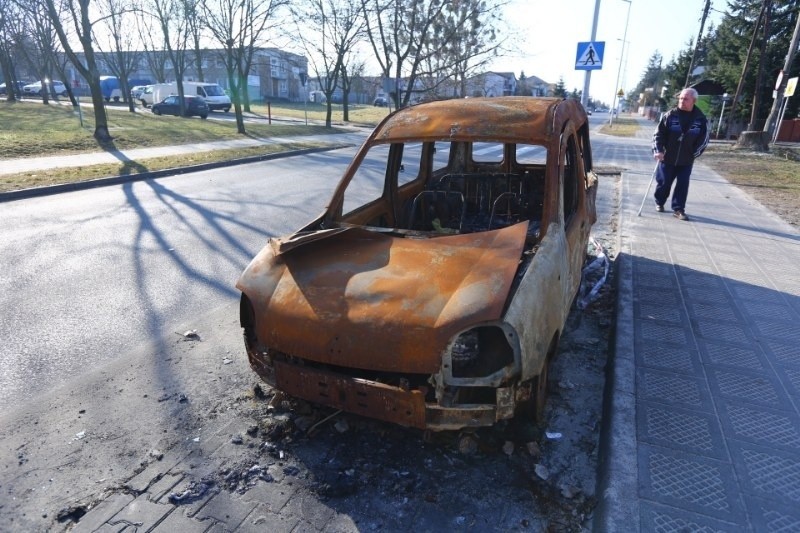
362,0,501,107
146,0,194,116
292,0,365,126
0,0,26,101
340,55,366,119
96,0,143,110
137,12,170,83
201,0,288,133
43,0,118,141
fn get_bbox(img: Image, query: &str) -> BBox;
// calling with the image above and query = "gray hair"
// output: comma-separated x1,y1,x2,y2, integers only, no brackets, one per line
680,88,699,99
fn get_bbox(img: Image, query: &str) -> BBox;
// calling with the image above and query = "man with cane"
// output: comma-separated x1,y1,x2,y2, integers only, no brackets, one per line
651,87,710,221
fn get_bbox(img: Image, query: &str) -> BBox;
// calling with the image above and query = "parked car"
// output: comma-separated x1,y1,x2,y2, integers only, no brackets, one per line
373,96,388,107
130,85,147,100
22,80,67,97
0,81,29,96
236,97,598,431
151,94,208,119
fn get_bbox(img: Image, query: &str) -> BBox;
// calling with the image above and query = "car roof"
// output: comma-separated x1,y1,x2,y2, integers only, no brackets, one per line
370,96,584,145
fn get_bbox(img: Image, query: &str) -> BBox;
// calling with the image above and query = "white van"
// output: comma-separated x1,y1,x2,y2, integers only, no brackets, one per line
140,82,231,112
183,82,231,112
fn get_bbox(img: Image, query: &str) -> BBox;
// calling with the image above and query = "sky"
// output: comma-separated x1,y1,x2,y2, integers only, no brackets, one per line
488,0,727,105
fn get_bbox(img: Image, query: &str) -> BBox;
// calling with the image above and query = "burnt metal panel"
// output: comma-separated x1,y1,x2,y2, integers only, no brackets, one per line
274,359,427,428
237,222,529,374
371,97,566,145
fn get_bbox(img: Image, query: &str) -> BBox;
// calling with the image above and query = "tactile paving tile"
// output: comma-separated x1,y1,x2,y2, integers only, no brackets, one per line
723,404,800,450
753,319,800,343
711,370,780,406
640,370,705,408
676,270,722,287
634,261,674,278
637,273,679,290
644,452,732,514
689,303,739,322
740,448,800,504
684,286,730,305
699,342,764,371
635,287,681,306
639,321,691,346
783,368,800,396
640,502,738,533
763,508,800,532
638,302,683,323
639,403,718,455
693,320,751,344
760,340,800,365
639,343,696,373
740,302,796,322
729,284,785,304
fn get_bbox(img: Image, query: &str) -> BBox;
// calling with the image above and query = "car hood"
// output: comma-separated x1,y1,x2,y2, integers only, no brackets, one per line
236,222,528,374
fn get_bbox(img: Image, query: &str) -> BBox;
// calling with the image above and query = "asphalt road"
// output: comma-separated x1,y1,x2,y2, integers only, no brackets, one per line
0,115,654,411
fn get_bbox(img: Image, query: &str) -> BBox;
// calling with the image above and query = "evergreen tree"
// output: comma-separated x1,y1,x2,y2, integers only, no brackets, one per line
553,76,566,97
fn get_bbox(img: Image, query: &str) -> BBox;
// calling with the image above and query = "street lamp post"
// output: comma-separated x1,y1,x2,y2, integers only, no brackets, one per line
610,0,632,126
716,93,730,138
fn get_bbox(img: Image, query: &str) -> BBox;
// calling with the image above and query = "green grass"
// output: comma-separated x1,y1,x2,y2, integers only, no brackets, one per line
597,117,639,137
0,99,358,160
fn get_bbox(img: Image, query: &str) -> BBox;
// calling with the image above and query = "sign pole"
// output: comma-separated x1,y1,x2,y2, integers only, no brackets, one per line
582,0,602,108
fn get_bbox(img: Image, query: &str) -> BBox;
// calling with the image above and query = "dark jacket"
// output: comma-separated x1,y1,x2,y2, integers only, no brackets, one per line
652,107,710,166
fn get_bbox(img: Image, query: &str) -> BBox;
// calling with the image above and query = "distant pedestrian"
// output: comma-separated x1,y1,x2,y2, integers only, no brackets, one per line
651,87,709,221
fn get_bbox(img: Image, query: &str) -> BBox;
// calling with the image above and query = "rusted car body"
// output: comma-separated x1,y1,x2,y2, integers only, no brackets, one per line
237,97,598,430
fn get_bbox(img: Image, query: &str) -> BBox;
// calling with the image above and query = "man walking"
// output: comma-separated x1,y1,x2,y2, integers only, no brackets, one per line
652,87,710,220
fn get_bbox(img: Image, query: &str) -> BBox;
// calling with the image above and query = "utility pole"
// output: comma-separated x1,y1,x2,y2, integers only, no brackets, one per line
763,7,800,139
582,0,602,108
748,0,772,131
685,0,711,87
726,0,769,139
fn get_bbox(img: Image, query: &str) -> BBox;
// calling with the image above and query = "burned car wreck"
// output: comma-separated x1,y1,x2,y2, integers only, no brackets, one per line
237,97,598,431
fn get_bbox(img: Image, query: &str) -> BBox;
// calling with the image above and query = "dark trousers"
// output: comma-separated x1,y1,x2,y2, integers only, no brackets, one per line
654,161,693,211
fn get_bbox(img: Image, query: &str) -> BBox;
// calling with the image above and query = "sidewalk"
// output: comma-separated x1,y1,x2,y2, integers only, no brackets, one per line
596,127,800,530
0,129,369,202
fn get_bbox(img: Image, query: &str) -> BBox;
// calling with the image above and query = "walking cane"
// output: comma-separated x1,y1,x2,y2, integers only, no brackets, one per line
636,162,659,217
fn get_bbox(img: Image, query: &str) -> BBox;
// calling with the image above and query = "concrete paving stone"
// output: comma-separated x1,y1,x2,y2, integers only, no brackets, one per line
193,490,257,530
692,319,753,345
637,444,746,524
639,500,741,533
696,340,766,372
706,366,787,409
151,508,214,532
637,367,712,411
636,401,727,460
277,491,335,531
106,493,172,531
235,503,300,533
744,496,800,532
91,524,127,533
146,472,184,502
717,401,800,453
728,440,800,508
69,493,135,533
636,319,692,347
240,479,296,513
636,342,699,375
125,448,191,493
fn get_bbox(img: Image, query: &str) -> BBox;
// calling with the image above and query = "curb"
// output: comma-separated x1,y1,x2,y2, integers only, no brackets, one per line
593,171,640,532
0,143,352,203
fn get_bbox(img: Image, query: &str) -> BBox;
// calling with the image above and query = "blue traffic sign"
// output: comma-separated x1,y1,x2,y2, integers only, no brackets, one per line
575,41,605,71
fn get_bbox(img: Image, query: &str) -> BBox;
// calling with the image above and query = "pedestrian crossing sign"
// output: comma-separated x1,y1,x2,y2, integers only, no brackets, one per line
575,41,605,71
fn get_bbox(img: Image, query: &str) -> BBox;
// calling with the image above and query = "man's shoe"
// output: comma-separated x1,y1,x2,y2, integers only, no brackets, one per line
673,210,689,221
656,205,664,212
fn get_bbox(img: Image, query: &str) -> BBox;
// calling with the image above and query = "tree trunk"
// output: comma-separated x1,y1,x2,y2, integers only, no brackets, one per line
734,130,769,151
